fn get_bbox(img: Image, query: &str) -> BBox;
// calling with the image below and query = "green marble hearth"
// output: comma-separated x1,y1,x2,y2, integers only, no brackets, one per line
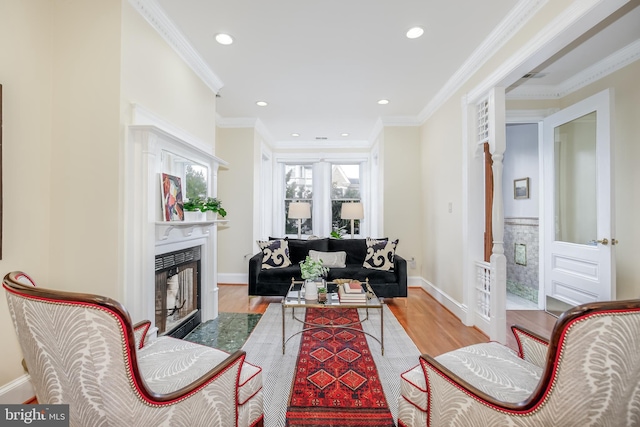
184,312,262,353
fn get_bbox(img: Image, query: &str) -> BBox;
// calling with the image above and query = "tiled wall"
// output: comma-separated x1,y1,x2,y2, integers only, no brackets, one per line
504,217,539,303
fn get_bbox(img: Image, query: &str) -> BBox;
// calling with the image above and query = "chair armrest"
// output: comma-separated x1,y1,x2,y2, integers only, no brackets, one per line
133,320,151,349
511,325,549,368
132,349,248,404
419,353,542,413
248,252,262,295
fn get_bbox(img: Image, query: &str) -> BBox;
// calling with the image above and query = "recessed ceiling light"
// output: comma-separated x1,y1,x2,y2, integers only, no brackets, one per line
377,99,389,105
256,101,268,107
291,133,300,137
341,133,349,137
406,26,424,39
215,33,234,45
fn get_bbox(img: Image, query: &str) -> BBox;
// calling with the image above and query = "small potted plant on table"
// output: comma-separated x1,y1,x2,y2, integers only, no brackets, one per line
300,256,329,300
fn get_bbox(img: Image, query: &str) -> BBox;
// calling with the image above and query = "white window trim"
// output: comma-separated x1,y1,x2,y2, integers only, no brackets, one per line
273,152,370,239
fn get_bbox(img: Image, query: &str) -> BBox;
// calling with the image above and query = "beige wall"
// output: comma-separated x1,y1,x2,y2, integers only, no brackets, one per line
0,0,55,387
420,98,465,301
420,1,640,305
49,0,122,298
0,0,219,394
120,2,217,145
382,127,423,275
216,127,256,278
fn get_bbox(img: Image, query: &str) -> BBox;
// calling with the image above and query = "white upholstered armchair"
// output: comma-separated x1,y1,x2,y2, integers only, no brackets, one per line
3,271,264,427
399,299,640,426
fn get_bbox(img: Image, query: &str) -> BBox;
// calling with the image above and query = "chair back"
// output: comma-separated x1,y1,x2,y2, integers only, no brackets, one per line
3,271,144,423
532,299,640,424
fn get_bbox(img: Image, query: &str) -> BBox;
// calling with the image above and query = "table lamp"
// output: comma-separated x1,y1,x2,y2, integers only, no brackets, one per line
288,202,311,239
341,202,364,239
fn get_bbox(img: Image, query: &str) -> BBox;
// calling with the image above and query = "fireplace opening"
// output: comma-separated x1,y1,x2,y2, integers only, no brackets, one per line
155,246,201,339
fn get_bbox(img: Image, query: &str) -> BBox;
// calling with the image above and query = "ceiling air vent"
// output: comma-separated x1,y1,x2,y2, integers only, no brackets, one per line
522,72,547,79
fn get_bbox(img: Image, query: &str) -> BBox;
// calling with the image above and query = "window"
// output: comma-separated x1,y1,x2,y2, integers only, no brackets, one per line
279,161,364,238
161,150,209,200
284,164,313,235
331,164,361,236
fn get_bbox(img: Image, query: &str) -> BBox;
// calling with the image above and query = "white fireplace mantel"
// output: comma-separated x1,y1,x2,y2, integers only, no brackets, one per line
124,107,227,335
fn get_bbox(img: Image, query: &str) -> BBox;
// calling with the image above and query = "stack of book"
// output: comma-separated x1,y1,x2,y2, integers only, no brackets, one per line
338,281,367,303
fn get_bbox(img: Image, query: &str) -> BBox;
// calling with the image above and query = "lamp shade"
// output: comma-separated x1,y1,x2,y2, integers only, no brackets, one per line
288,202,311,219
341,202,364,220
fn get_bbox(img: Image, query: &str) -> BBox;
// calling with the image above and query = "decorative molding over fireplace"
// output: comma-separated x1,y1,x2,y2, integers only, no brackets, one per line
124,105,227,337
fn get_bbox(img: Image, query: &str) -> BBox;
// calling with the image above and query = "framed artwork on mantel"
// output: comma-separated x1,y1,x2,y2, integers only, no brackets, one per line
161,173,184,221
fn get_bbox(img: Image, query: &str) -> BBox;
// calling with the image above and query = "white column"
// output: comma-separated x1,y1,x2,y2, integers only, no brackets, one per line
489,87,507,344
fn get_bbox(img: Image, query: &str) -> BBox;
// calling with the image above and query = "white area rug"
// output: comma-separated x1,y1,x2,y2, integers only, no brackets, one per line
242,303,421,427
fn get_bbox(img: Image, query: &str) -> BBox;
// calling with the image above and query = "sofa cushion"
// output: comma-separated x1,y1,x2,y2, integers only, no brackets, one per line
326,266,397,284
328,239,368,264
363,238,399,271
257,265,301,283
257,239,292,269
309,250,347,268
272,237,329,264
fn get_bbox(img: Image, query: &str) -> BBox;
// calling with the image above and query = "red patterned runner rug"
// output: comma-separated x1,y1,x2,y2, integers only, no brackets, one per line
285,308,394,427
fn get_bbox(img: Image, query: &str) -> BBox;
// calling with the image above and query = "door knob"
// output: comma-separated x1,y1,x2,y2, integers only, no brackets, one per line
596,238,609,245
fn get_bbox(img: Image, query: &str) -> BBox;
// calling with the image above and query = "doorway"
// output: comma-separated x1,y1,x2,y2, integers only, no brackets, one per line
542,90,615,314
504,123,541,310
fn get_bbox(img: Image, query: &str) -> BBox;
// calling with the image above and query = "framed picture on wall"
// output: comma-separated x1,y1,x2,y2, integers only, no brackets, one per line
515,243,527,266
514,177,529,199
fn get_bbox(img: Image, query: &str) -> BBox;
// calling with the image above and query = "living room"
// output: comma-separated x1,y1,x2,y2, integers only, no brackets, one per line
1,0,640,424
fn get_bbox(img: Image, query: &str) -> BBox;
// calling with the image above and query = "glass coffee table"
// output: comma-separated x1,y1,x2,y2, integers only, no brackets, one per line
281,278,384,355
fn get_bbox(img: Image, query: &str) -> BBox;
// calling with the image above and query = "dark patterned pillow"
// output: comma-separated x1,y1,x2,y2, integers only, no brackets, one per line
257,239,292,269
363,238,399,271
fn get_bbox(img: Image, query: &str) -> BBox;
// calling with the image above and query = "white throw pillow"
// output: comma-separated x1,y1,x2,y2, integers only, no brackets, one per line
308,250,347,268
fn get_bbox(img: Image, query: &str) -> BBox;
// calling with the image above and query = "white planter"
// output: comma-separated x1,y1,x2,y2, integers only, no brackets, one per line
184,211,205,222
304,280,318,300
205,211,218,221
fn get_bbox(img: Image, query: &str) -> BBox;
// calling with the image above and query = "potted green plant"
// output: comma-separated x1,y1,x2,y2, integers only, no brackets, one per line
330,225,346,239
300,256,329,300
202,197,227,220
183,197,205,222
316,286,327,302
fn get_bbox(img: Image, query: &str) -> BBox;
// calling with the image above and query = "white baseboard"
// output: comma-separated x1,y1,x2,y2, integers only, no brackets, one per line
413,277,468,323
0,374,34,404
217,273,247,284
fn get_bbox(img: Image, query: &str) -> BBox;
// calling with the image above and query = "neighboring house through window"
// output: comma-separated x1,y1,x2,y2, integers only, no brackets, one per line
276,158,368,239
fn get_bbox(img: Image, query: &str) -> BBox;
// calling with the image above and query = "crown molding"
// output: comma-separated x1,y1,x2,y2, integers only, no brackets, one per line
272,139,371,151
254,119,277,147
418,0,548,123
368,118,384,144
128,0,224,94
505,108,559,123
507,38,640,99
215,116,277,147
467,0,630,104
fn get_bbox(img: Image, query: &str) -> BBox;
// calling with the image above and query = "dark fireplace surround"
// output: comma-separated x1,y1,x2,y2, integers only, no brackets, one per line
155,246,202,339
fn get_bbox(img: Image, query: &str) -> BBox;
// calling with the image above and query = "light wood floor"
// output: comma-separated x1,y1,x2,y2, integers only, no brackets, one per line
219,284,556,356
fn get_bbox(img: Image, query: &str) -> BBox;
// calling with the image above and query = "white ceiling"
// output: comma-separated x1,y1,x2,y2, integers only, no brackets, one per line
154,0,640,144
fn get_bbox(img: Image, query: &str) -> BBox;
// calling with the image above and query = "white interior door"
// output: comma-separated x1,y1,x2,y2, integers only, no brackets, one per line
543,89,615,308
